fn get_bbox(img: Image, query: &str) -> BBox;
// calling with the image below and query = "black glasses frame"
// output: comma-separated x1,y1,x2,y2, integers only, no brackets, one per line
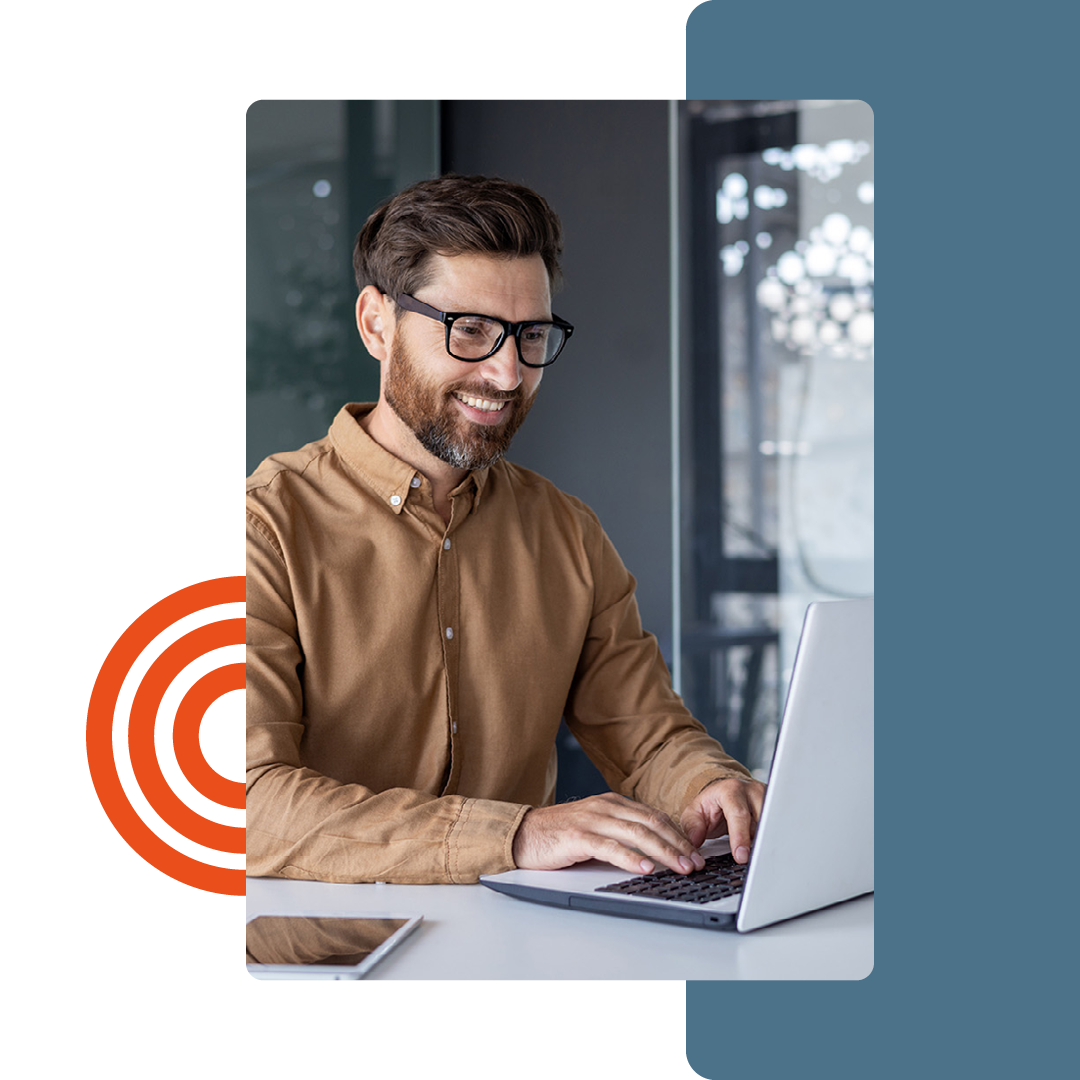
393,293,574,368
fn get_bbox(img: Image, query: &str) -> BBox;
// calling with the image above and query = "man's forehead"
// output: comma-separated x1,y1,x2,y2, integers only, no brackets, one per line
420,252,552,312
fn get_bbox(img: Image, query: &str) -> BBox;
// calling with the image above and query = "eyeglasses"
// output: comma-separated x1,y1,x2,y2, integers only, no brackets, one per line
393,293,574,368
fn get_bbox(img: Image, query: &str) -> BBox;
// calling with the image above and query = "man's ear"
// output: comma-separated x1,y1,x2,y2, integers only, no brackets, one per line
356,286,393,361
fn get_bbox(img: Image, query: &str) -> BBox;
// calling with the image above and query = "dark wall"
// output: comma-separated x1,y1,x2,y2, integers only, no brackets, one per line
443,100,674,650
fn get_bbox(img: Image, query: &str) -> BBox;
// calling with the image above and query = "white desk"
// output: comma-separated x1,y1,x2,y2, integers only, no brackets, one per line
247,877,873,980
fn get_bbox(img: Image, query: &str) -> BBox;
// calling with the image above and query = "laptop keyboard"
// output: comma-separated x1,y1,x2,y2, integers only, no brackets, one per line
595,852,747,904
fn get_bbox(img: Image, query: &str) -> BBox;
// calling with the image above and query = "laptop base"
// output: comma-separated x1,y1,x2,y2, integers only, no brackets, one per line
482,877,739,931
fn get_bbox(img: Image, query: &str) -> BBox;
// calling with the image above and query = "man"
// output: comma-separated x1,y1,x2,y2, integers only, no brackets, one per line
247,174,766,885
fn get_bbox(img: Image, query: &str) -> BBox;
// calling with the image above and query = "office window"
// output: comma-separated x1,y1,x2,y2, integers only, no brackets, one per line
679,100,874,775
246,101,439,475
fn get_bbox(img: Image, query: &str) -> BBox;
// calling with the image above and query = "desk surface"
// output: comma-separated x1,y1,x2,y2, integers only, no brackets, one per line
247,877,873,980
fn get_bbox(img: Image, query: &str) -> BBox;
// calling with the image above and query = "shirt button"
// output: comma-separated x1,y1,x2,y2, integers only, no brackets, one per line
452,721,458,734
390,494,401,506
445,627,453,639
410,477,421,488
443,538,451,550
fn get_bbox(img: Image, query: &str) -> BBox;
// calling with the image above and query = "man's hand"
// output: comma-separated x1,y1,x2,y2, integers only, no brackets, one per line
512,792,708,876
680,777,767,864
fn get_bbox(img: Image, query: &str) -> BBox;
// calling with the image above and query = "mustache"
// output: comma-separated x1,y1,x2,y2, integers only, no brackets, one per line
446,380,522,403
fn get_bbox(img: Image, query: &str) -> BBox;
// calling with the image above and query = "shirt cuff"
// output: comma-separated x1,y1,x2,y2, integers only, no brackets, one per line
678,764,755,815
445,797,532,883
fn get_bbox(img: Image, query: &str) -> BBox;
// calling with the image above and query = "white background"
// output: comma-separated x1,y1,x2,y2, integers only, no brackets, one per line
5,3,709,1078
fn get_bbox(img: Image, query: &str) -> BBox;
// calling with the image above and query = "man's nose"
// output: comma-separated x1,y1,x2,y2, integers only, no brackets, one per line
476,333,524,390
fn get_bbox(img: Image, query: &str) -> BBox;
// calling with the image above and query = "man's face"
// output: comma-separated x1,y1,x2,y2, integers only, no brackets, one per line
383,253,549,471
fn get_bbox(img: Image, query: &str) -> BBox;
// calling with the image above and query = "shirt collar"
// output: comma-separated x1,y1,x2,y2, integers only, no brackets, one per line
329,403,491,515
467,463,490,509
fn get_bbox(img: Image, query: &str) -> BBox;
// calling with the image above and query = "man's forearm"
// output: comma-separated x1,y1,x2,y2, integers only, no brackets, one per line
246,761,529,884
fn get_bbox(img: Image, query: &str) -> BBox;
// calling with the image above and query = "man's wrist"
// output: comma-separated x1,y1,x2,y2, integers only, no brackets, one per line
510,805,535,867
695,772,754,800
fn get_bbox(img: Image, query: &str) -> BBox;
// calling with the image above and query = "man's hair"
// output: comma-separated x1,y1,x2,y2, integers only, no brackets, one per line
353,174,564,300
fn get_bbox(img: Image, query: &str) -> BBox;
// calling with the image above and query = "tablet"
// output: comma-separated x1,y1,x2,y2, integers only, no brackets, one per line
246,913,423,980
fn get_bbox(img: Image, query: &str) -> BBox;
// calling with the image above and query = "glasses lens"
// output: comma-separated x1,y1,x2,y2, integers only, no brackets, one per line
448,316,503,359
519,323,566,366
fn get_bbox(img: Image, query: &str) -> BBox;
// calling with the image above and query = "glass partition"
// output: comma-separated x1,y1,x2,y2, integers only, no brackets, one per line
678,100,874,776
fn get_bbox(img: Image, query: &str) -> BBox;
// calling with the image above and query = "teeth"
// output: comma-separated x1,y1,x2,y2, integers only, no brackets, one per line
455,393,507,413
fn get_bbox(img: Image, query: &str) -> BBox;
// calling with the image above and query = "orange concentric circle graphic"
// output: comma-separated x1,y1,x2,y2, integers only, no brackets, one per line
86,577,245,895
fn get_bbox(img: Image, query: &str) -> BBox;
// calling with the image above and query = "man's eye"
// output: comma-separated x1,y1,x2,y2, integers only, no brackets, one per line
454,318,495,336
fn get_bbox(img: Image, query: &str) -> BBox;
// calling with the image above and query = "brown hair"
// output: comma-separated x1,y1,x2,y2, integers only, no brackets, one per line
353,174,564,300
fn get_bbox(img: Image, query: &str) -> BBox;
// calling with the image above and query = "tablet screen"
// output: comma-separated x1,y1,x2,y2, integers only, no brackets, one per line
246,915,417,975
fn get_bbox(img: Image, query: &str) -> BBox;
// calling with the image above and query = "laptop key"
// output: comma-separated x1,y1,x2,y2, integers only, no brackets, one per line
596,852,748,903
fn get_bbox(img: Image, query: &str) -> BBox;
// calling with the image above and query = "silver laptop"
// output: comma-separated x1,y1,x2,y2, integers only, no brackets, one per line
480,598,873,932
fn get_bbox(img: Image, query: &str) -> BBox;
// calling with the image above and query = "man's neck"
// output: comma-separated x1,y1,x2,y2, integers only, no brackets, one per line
359,402,467,526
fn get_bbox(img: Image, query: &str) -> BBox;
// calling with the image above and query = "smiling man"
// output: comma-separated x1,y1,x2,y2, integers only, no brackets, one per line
362,250,551,516
246,174,765,885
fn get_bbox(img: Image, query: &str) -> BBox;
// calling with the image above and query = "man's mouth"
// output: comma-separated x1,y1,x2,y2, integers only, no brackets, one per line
452,391,511,414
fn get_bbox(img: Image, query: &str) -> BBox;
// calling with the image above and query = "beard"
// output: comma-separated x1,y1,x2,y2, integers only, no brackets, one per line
384,334,537,471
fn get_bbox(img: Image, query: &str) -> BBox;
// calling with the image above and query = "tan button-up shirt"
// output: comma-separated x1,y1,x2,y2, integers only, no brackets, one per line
246,403,751,884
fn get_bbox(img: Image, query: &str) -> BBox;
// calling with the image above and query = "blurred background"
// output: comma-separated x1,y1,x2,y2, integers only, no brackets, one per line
247,99,873,795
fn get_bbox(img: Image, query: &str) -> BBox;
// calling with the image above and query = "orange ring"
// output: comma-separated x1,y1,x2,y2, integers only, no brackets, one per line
173,664,246,810
86,577,245,896
127,620,246,853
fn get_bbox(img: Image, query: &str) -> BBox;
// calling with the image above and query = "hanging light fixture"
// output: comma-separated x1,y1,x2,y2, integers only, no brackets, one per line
756,211,874,361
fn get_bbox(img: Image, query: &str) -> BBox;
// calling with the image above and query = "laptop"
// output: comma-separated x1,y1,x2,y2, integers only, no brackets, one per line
480,598,873,932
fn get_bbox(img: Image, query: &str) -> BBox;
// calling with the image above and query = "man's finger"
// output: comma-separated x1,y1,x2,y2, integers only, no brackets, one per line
593,836,670,876
680,803,718,849
602,799,709,869
722,800,754,863
604,815,703,874
680,805,704,849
